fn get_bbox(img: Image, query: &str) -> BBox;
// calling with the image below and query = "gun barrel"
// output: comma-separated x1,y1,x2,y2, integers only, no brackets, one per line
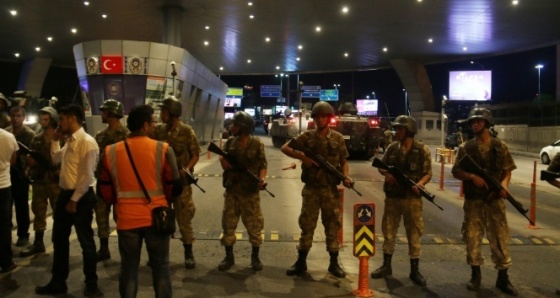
540,170,560,181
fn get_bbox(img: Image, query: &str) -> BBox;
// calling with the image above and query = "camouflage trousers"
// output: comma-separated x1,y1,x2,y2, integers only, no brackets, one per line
94,196,112,238
220,191,264,247
297,184,341,252
462,199,512,269
381,197,424,258
174,185,196,244
31,183,60,231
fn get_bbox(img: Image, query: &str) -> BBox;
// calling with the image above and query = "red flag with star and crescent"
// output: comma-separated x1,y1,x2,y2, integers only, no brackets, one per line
100,56,124,74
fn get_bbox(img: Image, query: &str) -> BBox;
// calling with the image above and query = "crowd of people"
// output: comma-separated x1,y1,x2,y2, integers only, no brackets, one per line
1,94,559,297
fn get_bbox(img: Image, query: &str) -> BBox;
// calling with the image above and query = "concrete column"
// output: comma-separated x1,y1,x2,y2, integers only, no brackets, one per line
390,59,435,113
162,0,184,47
17,57,52,98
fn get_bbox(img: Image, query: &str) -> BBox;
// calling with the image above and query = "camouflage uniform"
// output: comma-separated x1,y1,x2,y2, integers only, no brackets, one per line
452,138,516,269
381,141,431,258
7,125,35,240
221,136,267,246
154,121,201,244
383,129,393,149
296,129,348,252
94,124,129,238
28,132,62,232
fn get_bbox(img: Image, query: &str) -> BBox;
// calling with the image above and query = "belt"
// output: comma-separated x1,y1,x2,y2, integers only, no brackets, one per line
61,187,94,193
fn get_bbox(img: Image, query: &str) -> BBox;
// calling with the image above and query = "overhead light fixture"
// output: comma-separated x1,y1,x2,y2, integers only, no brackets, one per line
102,14,107,19
205,26,210,30
14,53,20,58
463,47,468,51
383,47,388,52
248,2,253,6
47,36,53,42
247,59,252,63
71,28,77,34
315,26,321,32
276,66,280,70
265,37,270,42
204,41,209,46
512,0,519,5
249,15,254,19
84,1,89,6
344,52,349,57
35,47,41,52
298,45,303,50
9,10,17,16
342,7,349,13
428,38,433,43
296,57,300,61
219,66,224,71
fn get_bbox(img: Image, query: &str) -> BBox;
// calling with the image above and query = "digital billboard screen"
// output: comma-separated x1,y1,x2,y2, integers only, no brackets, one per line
449,70,492,101
356,99,378,115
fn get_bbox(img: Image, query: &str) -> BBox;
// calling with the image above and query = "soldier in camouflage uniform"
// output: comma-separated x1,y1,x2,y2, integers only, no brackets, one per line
543,153,560,296
94,99,129,261
370,115,432,287
452,107,518,296
0,93,10,129
383,128,393,150
154,96,201,269
20,107,62,257
7,106,36,247
281,101,353,278
217,111,267,271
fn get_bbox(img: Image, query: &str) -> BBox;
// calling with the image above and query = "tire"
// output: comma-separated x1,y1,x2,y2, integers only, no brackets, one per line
541,153,550,165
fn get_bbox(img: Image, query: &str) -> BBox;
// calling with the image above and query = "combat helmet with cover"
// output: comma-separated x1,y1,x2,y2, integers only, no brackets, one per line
468,107,494,127
392,115,417,134
311,101,334,117
232,111,254,133
38,106,59,124
99,99,124,118
160,96,182,117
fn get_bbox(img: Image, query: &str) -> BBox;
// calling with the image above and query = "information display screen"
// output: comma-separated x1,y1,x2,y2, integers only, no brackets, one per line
449,70,492,101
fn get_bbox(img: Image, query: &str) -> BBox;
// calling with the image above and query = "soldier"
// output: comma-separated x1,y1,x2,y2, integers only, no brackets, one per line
7,106,36,247
383,128,393,150
542,153,560,296
452,107,518,296
0,93,10,129
280,101,352,278
94,99,129,262
217,111,267,271
370,115,431,287
153,96,201,269
456,127,465,146
20,107,63,257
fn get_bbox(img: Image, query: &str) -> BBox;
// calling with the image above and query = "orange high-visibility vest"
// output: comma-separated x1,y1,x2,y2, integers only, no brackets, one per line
105,137,169,230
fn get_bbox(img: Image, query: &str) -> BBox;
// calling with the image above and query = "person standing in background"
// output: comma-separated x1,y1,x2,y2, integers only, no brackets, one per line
0,93,10,129
0,128,18,272
93,99,129,262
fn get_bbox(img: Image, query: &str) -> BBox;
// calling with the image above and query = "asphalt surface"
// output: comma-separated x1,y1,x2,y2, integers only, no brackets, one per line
2,131,560,297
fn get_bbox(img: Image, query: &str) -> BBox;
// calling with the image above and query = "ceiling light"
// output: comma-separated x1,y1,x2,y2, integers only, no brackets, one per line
417,0,422,2
248,2,253,6
47,36,53,42
71,28,77,34
265,37,270,42
512,0,519,5
276,66,280,70
344,52,349,57
298,45,303,50
219,66,224,71
463,47,468,51
102,14,107,19
249,15,254,19
342,7,349,13
296,57,300,61
247,59,251,63
383,47,388,52
205,26,210,30
315,26,321,32
35,47,41,52
14,53,19,58
204,41,209,46
9,10,17,16
428,38,433,43
84,1,89,6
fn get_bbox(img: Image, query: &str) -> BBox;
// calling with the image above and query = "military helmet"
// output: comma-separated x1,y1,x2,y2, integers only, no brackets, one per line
39,106,59,123
99,99,124,118
284,108,292,117
392,115,417,134
468,107,494,126
160,96,182,117
338,102,358,115
232,111,254,133
311,101,334,117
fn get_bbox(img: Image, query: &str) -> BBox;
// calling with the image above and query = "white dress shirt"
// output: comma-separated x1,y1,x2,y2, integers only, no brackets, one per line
51,127,99,202
0,128,18,188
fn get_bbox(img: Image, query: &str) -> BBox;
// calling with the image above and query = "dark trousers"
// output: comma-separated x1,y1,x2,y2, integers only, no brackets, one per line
118,226,171,298
0,187,13,269
10,172,30,238
51,188,97,284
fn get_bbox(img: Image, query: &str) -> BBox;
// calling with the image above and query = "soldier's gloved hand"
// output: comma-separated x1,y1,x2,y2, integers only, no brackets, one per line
258,180,267,190
412,183,424,196
302,156,318,168
385,173,398,185
343,178,353,188
471,174,488,190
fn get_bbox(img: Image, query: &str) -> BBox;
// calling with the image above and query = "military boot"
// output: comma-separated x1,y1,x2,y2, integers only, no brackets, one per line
409,258,427,286
96,238,111,262
286,250,308,276
466,266,482,291
327,251,346,278
370,253,392,279
218,246,234,271
251,246,263,271
184,244,196,269
496,269,518,296
20,232,46,257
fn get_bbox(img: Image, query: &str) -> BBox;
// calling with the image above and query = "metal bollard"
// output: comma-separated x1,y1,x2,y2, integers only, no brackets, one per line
528,160,538,229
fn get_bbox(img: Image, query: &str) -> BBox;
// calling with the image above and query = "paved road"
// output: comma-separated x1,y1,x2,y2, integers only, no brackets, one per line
2,133,560,297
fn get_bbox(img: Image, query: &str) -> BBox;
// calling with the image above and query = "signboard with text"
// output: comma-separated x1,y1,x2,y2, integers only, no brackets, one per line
261,85,282,97
301,85,321,98
320,89,339,101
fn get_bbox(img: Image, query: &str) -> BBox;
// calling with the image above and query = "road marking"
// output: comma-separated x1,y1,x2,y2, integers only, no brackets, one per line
531,237,543,245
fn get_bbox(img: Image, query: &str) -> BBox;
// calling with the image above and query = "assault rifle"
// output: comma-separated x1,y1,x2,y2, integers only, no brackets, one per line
457,154,534,225
286,138,362,196
17,141,57,171
181,167,206,193
372,157,443,210
207,142,275,197
540,170,560,181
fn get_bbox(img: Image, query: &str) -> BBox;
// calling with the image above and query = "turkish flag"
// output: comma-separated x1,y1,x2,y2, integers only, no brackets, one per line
100,56,124,74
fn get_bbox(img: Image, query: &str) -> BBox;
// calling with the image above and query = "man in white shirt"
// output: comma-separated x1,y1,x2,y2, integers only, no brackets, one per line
0,128,18,273
35,105,101,297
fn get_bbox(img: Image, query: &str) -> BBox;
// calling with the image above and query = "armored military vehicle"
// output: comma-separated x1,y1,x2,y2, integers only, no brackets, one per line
269,108,310,148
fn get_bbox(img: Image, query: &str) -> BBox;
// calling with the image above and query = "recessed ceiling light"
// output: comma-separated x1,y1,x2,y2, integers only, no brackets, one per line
315,26,322,32
102,14,107,19
342,7,349,13
248,2,253,6
9,10,17,16
47,36,53,42
204,41,209,46
417,0,422,2
84,1,89,6
14,53,19,58
428,38,433,43
276,66,280,70
247,59,252,63
344,52,349,57
205,26,210,30
35,47,41,52
296,57,300,61
265,37,270,42
463,47,468,51
512,0,519,5
249,15,254,19
219,66,224,71
71,28,77,34
298,45,303,50
383,47,388,52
